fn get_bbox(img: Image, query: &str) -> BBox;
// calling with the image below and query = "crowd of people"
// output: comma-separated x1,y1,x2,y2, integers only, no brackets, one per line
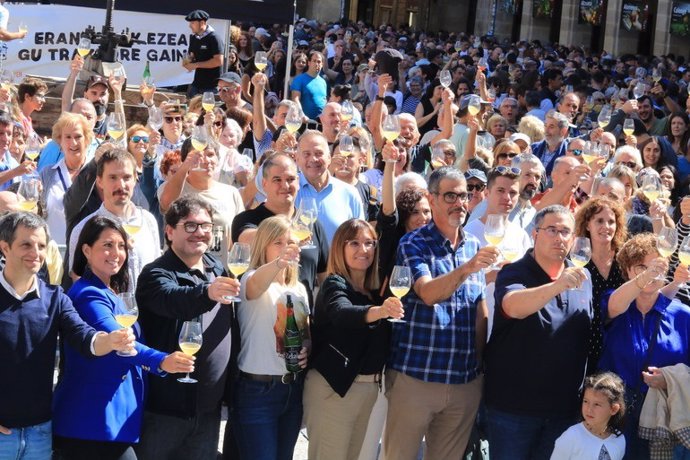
2,5,690,460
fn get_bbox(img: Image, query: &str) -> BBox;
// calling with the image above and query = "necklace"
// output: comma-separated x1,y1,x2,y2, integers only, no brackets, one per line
584,421,608,439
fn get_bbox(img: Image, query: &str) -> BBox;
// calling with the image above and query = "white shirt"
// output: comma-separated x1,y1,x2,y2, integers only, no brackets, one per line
44,160,72,245
550,422,625,460
464,218,532,340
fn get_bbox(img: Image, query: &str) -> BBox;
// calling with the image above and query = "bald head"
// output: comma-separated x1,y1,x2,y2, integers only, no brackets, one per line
0,191,19,212
551,156,580,187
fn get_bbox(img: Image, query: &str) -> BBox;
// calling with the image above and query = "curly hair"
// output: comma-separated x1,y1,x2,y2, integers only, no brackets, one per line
615,232,659,280
160,149,181,177
574,197,627,252
396,188,429,227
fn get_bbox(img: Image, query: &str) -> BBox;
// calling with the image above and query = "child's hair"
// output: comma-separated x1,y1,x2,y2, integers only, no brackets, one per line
583,372,626,436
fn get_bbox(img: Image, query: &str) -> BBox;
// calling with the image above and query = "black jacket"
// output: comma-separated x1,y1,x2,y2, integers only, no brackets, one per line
136,249,239,419
310,275,390,397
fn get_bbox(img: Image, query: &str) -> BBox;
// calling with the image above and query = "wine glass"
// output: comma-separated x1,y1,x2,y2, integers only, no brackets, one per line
652,67,662,84
298,198,318,248
431,142,448,169
202,91,215,112
17,176,39,211
381,114,400,149
388,265,411,323
18,21,27,43
623,118,635,137
115,293,139,357
341,100,355,123
468,94,481,117
633,82,646,100
285,104,302,134
122,206,142,237
570,237,592,290
24,133,41,162
339,134,354,158
222,243,250,303
597,105,611,129
677,234,690,288
77,37,91,58
500,239,521,263
107,112,126,141
190,126,208,170
291,211,313,249
177,321,202,383
478,56,488,72
484,214,506,270
454,40,462,52
640,174,662,204
657,227,678,259
255,51,268,72
439,69,452,88
148,105,163,131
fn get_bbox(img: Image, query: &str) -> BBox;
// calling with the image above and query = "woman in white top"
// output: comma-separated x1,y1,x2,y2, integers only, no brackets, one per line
232,215,310,460
40,112,92,244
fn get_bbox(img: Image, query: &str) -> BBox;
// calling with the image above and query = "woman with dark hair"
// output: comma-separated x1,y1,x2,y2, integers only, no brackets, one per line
52,215,193,460
288,52,307,89
237,32,254,70
664,112,689,156
304,218,403,460
640,136,669,171
414,79,443,137
226,45,243,76
334,57,356,86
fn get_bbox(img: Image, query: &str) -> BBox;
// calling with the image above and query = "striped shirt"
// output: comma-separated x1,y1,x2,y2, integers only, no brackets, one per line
389,221,485,384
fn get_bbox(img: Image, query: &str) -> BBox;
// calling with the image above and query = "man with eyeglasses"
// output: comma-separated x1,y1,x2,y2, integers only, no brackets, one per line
499,97,519,128
465,167,532,338
485,205,592,460
135,195,240,460
383,167,499,460
464,169,488,223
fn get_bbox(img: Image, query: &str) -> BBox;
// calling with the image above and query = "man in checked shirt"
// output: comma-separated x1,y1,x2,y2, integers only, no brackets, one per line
382,167,499,460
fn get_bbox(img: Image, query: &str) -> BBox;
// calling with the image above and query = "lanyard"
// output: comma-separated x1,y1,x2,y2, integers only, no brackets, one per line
56,166,69,191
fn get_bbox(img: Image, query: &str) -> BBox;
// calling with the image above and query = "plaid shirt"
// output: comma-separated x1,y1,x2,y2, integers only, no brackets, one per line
389,221,485,384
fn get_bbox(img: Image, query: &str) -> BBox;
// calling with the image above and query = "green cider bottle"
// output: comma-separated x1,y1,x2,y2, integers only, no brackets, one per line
283,294,302,373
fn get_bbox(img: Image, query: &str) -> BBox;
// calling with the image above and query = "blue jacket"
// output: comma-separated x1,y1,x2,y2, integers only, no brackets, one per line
52,271,167,443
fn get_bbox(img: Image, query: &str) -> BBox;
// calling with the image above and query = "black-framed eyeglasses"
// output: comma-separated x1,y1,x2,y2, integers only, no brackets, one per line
435,191,470,204
177,222,214,233
467,183,486,192
345,239,377,250
164,116,183,123
130,135,149,143
536,226,573,238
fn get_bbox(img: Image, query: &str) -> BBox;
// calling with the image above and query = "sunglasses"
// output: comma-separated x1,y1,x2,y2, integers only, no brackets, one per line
466,183,486,192
130,135,149,143
213,121,223,127
497,152,519,160
164,116,183,123
617,161,638,169
494,166,521,174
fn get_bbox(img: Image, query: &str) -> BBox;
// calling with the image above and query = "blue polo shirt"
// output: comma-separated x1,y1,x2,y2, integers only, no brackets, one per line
389,222,485,385
598,292,690,393
295,173,364,244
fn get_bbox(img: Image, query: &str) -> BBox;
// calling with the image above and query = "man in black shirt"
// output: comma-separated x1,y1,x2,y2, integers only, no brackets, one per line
231,153,328,308
184,10,224,98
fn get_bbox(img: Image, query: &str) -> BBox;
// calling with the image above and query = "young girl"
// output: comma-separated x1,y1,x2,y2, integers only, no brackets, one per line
550,372,626,459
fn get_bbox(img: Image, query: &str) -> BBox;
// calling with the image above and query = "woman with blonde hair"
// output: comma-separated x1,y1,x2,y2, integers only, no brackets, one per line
574,197,627,373
304,219,403,460
492,139,521,167
486,113,508,140
39,112,93,244
232,215,310,460
517,115,545,143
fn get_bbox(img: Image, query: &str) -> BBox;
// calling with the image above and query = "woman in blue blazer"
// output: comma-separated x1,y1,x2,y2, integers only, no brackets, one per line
52,215,194,460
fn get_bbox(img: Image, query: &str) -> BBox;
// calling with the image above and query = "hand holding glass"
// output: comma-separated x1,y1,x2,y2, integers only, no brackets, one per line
177,321,202,383
388,265,411,323
115,293,139,357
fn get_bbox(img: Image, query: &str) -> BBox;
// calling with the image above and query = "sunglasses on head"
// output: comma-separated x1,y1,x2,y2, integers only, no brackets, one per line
130,135,149,143
494,165,521,174
165,116,183,123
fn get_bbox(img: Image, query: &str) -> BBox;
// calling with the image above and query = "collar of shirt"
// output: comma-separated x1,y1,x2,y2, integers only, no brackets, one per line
298,171,332,193
427,220,465,251
161,135,185,152
0,269,40,300
194,25,214,40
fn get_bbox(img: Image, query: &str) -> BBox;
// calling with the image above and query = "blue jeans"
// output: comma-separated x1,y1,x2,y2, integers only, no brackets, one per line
0,420,52,460
487,408,574,460
231,376,303,460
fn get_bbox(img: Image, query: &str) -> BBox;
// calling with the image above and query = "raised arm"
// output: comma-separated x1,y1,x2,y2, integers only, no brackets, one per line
62,55,84,112
370,73,392,151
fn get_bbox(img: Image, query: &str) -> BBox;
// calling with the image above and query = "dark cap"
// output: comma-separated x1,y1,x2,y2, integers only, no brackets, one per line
185,10,209,21
86,75,109,89
374,48,404,82
217,71,241,86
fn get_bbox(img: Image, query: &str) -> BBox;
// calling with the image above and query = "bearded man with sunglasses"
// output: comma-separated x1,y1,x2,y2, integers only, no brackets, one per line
383,167,499,460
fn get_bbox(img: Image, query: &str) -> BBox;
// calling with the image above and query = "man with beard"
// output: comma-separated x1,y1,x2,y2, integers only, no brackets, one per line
485,205,592,460
67,149,160,292
636,95,668,136
530,110,570,177
383,167,499,459
62,54,123,140
291,50,328,120
557,92,581,137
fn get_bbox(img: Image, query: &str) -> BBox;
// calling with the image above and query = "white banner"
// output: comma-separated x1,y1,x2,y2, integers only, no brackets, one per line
2,4,229,87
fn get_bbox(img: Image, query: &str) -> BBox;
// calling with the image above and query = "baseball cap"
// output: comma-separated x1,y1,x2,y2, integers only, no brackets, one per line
185,10,209,21
509,132,531,146
464,169,487,183
255,27,271,39
86,75,109,89
217,72,242,86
